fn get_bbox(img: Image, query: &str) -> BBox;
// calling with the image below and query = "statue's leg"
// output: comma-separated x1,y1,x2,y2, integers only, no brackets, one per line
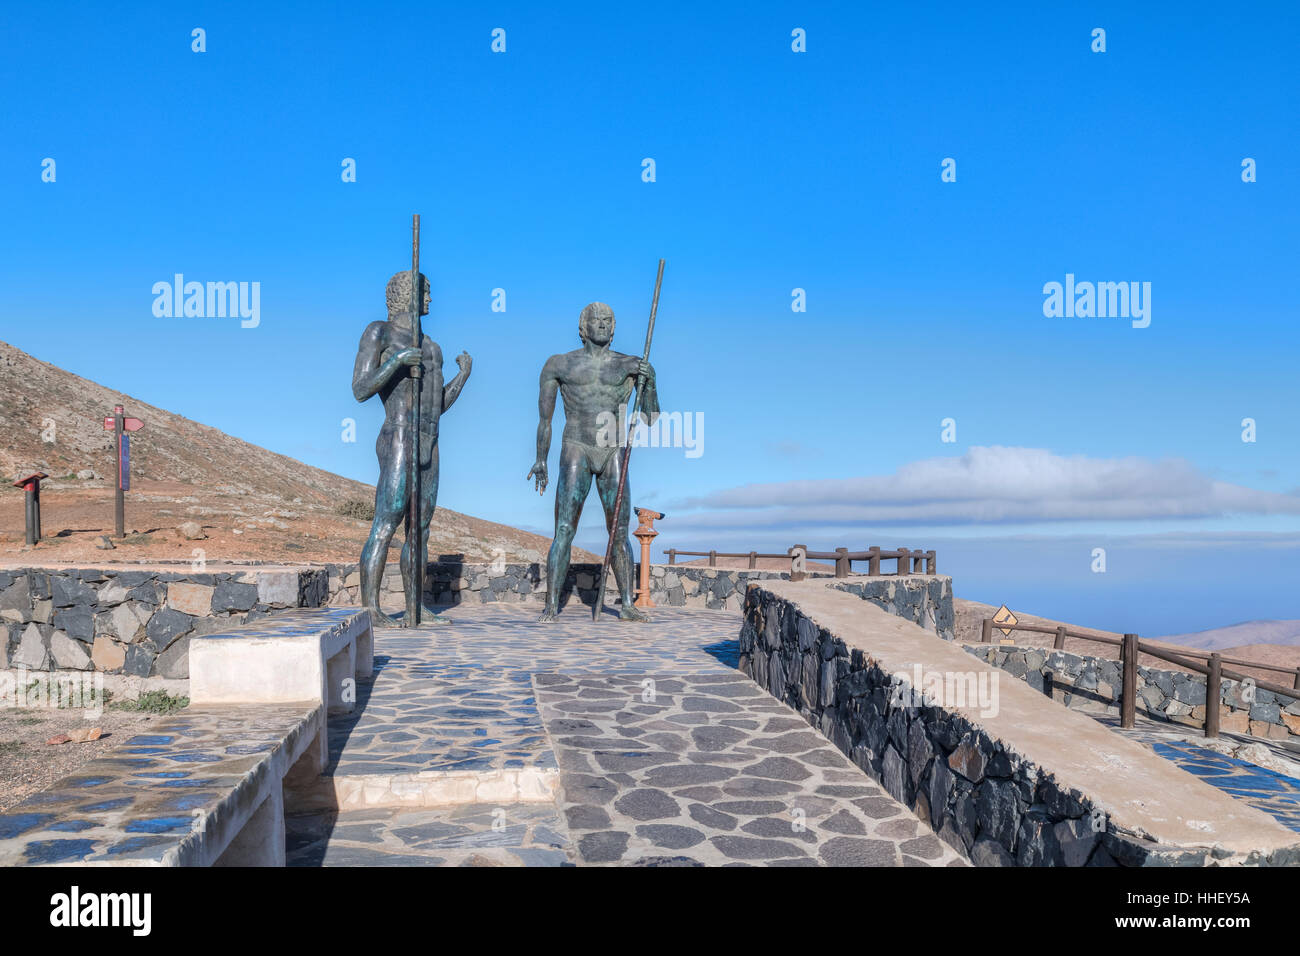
541,443,591,622
362,429,406,628
406,440,449,624
595,453,648,622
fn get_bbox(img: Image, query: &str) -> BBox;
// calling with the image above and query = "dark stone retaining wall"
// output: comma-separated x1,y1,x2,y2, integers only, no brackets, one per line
0,567,327,680
738,583,1299,867
1,562,955,678
963,644,1300,742
324,562,834,613
326,561,955,629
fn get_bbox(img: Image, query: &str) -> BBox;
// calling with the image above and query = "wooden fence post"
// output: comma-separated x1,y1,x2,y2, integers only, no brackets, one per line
1205,653,1222,739
868,546,881,576
981,619,993,644
835,547,849,578
1054,625,1066,650
1121,634,1138,729
926,550,936,574
667,549,676,566
708,550,717,567
897,548,910,575
748,551,757,569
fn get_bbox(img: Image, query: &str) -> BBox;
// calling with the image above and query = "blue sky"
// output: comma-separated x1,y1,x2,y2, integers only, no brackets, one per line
2,1,1298,635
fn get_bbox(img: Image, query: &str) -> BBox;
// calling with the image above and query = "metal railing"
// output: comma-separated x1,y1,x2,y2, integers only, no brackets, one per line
980,619,1300,738
664,545,937,579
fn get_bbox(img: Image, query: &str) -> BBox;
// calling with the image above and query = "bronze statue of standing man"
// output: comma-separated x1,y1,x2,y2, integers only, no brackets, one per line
528,302,658,621
353,270,471,626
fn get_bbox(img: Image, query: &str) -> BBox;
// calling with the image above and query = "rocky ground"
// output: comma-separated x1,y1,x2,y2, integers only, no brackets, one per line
0,478,590,566
0,703,156,812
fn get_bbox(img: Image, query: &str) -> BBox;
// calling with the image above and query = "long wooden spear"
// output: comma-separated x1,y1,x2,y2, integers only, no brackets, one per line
593,259,665,621
406,215,423,627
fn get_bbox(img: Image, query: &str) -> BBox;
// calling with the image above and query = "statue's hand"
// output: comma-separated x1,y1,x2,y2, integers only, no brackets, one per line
526,461,548,495
636,359,655,385
456,351,472,375
393,347,422,367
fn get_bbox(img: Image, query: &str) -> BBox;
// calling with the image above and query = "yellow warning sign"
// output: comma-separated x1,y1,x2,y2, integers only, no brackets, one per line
992,604,1018,638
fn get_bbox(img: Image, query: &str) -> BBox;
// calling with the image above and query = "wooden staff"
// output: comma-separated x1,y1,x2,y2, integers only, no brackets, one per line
406,215,423,626
593,259,665,621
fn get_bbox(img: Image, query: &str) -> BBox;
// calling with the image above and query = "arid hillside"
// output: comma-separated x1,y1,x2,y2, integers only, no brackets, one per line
0,340,592,564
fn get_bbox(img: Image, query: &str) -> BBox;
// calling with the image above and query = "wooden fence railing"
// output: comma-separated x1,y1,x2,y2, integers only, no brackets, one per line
664,546,937,579
980,619,1300,738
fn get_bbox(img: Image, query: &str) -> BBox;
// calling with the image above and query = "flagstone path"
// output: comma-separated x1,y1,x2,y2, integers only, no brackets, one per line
1106,716,1300,833
285,603,966,867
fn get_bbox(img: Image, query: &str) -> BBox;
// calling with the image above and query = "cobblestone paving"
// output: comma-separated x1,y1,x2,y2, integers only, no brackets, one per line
295,604,965,867
326,606,738,777
1108,718,1300,833
286,803,573,866
537,672,966,866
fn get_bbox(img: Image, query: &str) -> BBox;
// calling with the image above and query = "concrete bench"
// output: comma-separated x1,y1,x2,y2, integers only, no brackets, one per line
0,703,323,866
0,608,374,867
189,608,374,715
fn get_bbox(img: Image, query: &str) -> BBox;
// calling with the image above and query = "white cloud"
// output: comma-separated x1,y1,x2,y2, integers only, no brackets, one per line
670,446,1300,526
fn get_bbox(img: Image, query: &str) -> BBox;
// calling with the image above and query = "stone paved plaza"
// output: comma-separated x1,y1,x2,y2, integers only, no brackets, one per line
1108,718,1300,833
285,603,966,866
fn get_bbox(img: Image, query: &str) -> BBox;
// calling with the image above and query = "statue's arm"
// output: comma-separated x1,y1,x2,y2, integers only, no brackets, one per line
535,359,559,462
526,358,560,493
352,322,410,401
442,348,471,412
629,356,659,425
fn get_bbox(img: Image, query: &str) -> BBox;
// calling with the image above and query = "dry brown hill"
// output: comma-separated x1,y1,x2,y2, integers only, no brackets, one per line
0,340,591,564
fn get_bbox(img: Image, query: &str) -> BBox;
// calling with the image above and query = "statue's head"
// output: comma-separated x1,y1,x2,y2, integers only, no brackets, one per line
578,302,615,345
386,271,430,317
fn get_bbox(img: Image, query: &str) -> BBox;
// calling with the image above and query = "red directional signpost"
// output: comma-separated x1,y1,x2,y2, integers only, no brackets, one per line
103,405,144,538
12,472,49,545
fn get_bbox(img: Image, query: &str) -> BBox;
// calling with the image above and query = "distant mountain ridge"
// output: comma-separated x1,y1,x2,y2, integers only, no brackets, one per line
1152,619,1300,651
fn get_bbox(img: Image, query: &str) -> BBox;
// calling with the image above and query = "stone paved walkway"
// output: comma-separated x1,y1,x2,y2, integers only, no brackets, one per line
538,672,962,866
286,803,573,867
286,604,965,866
1107,717,1300,833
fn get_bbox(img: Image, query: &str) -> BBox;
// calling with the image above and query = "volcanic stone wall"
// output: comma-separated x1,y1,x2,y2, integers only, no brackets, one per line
737,581,1299,866
325,562,835,613
1,562,956,679
0,567,327,680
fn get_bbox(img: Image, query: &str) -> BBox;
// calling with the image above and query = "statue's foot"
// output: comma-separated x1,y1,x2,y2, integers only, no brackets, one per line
537,606,559,623
405,605,452,626
619,604,651,623
370,609,402,628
